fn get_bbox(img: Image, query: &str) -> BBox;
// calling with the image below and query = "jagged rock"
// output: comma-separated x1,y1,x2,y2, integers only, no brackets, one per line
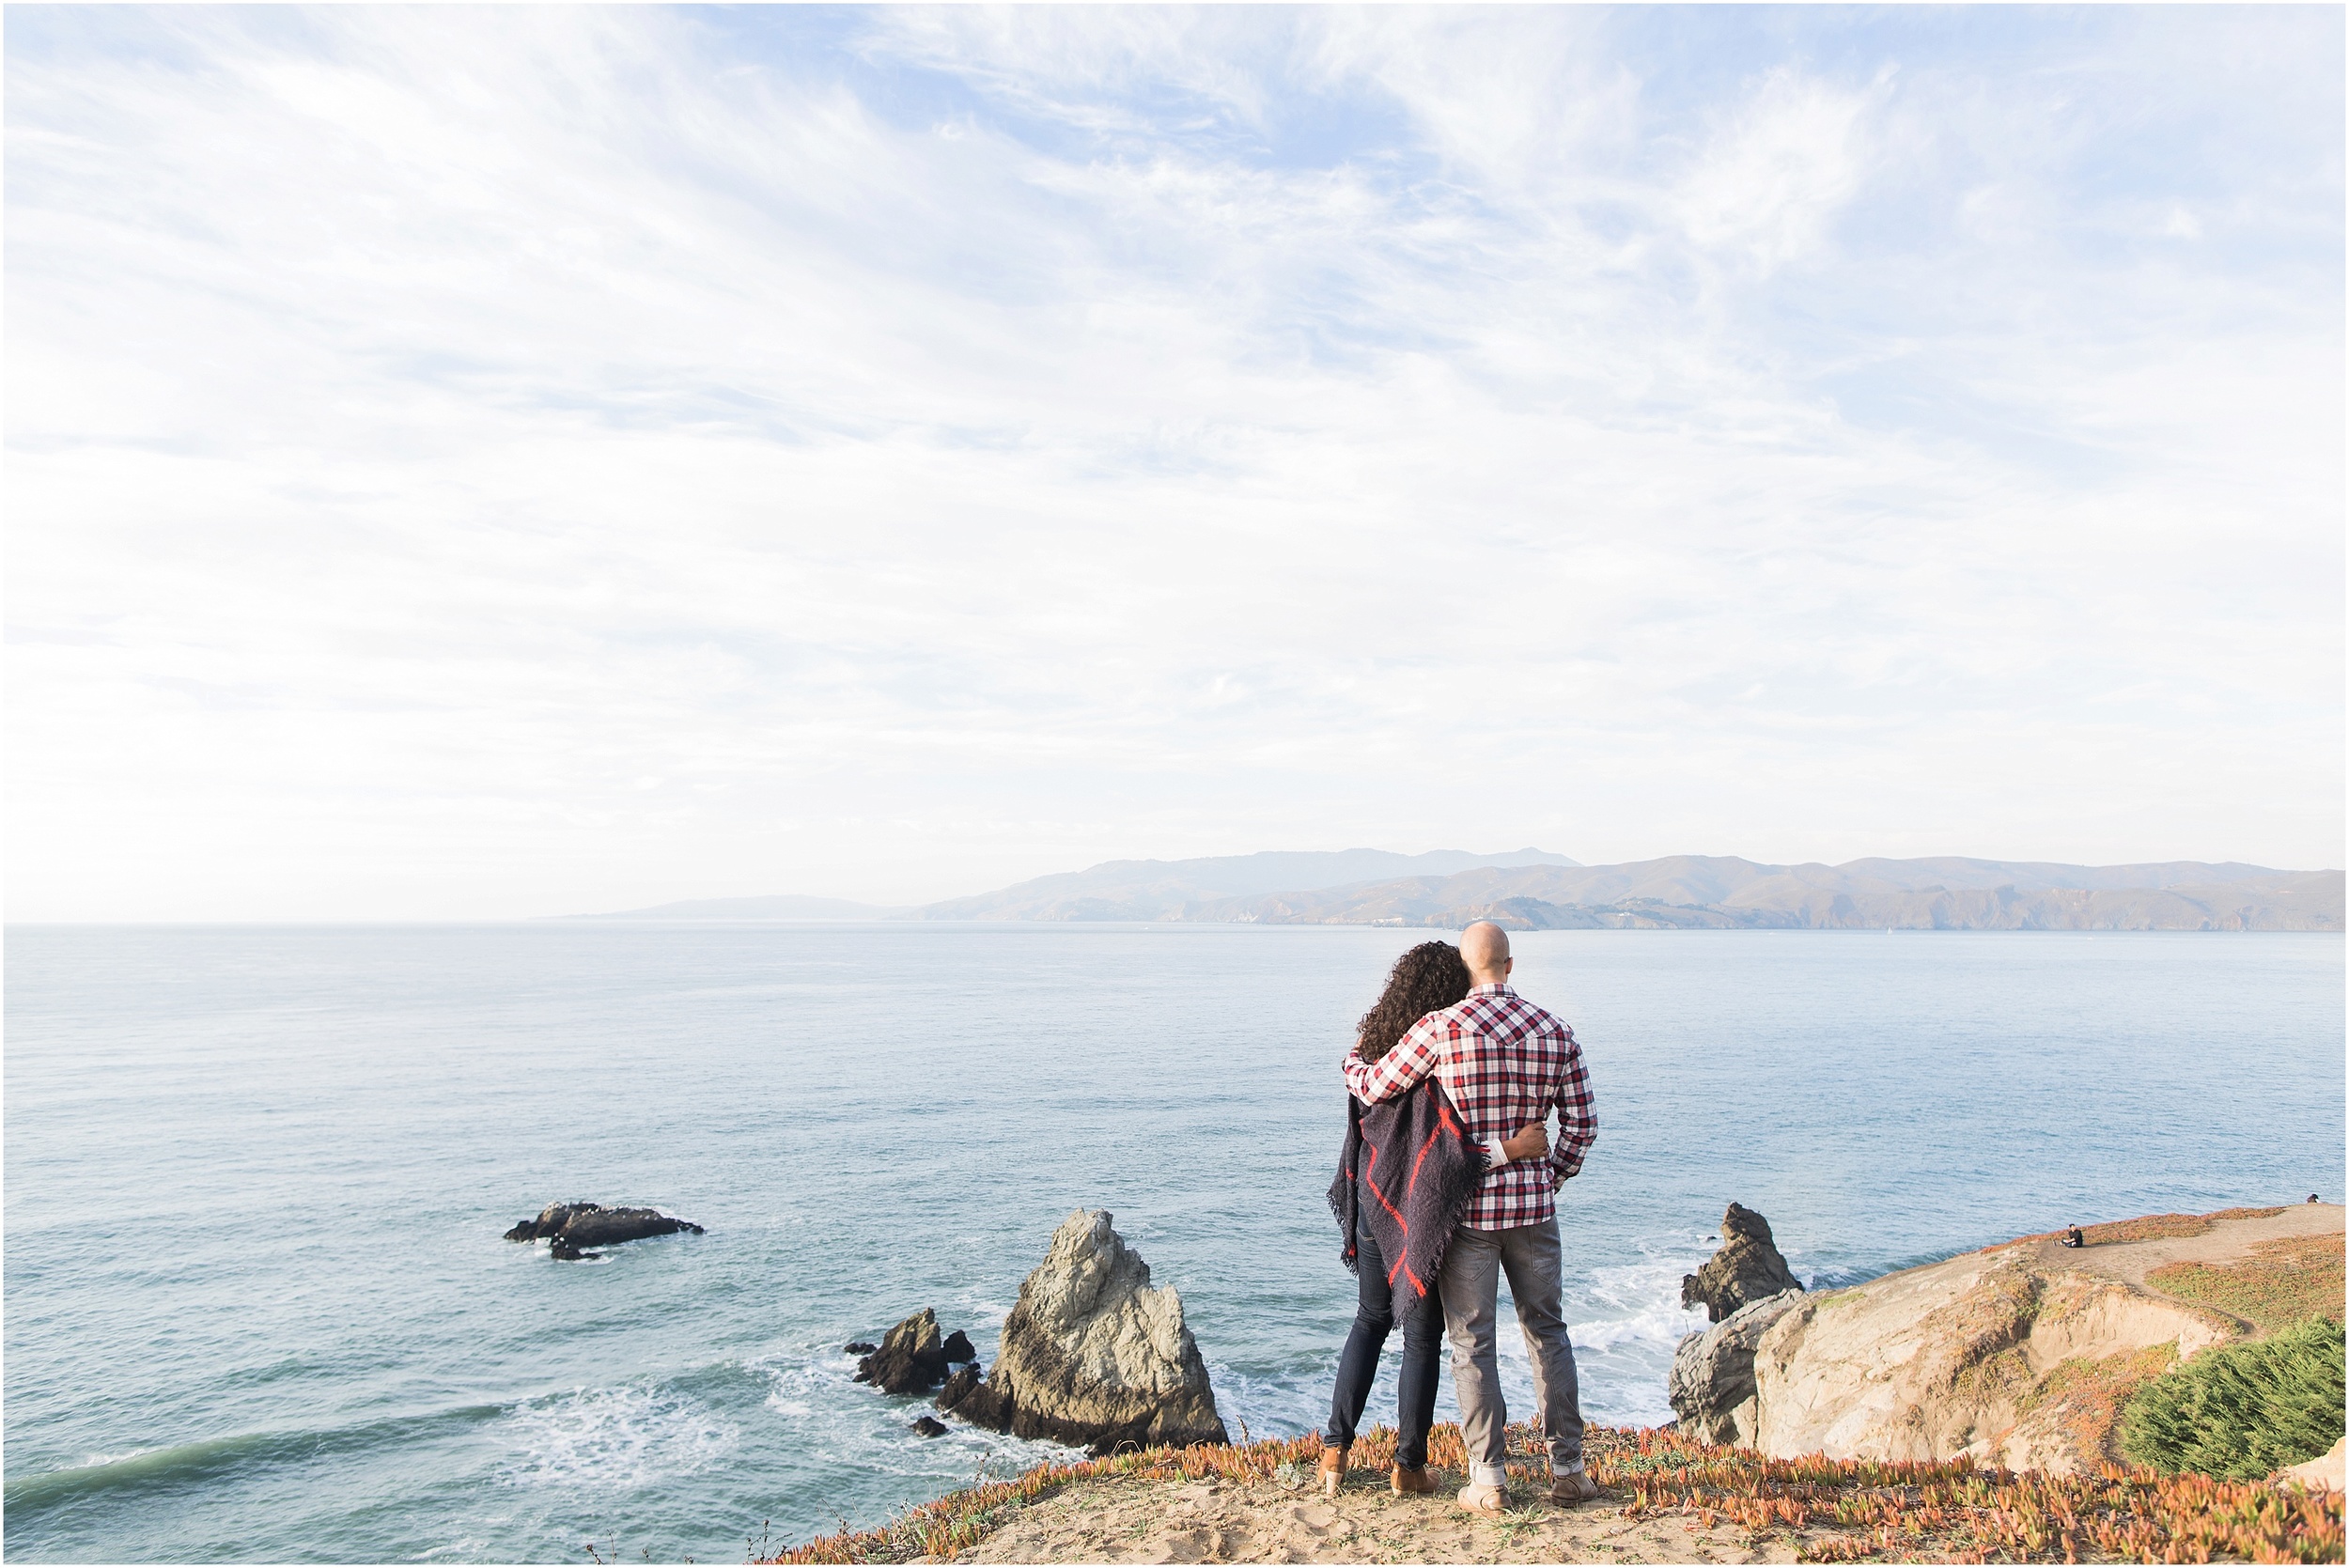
937,1364,981,1412
549,1236,600,1261
910,1416,949,1437
505,1202,705,1250
1669,1290,1804,1444
857,1308,952,1393
954,1209,1228,1456
845,1342,879,1356
1681,1203,1803,1322
941,1329,977,1363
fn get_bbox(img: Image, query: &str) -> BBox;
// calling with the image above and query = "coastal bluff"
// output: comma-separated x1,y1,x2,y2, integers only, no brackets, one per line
1693,1203,2344,1478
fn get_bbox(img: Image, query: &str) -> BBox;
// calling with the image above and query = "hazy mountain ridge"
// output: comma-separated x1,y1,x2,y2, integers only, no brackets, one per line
1183,857,2343,932
906,847,1579,922
565,853,2342,930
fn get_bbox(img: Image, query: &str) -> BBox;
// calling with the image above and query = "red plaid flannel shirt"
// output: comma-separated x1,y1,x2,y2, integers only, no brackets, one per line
1342,984,1595,1231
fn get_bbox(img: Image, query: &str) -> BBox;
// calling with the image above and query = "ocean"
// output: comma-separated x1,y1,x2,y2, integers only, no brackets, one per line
6,924,2341,1562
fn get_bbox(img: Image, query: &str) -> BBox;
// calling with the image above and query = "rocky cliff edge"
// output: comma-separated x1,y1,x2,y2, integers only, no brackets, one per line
1745,1203,2343,1476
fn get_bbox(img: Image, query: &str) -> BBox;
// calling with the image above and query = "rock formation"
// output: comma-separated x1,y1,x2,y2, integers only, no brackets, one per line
2279,1435,2346,1492
954,1209,1228,1456
1681,1203,1803,1322
937,1364,981,1412
504,1202,704,1254
857,1308,954,1394
910,1416,948,1438
1748,1244,2238,1474
1668,1289,1805,1444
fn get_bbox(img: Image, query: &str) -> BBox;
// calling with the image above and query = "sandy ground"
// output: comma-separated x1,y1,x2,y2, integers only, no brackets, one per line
952,1469,1797,1565
2022,1202,2342,1322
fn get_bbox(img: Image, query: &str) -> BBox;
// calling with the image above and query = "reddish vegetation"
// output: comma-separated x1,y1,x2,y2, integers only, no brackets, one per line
762,1420,2344,1564
2150,1234,2347,1336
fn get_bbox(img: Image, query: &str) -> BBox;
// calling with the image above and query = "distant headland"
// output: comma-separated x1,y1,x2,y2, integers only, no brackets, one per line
566,847,2343,931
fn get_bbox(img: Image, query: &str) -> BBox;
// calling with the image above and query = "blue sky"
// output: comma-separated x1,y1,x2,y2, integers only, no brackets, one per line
7,6,2341,919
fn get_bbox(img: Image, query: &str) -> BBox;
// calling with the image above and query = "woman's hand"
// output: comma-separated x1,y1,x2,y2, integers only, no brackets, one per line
1501,1121,1549,1162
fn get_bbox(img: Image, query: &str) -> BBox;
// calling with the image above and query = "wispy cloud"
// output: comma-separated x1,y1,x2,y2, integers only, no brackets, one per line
7,6,2341,918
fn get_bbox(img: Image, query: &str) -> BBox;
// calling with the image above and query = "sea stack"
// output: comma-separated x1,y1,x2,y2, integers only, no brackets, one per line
503,1202,705,1253
855,1308,953,1394
1680,1202,1803,1323
954,1209,1228,1456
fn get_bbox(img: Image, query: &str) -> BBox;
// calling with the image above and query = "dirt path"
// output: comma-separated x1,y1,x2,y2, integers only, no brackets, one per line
2023,1203,2341,1325
954,1469,1797,1565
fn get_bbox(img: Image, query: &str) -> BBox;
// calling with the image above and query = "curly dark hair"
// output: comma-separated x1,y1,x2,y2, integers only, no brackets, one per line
1354,940,1471,1061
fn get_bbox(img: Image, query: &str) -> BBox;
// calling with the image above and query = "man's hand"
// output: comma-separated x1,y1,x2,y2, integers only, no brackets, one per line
1501,1121,1549,1162
1551,1159,1582,1192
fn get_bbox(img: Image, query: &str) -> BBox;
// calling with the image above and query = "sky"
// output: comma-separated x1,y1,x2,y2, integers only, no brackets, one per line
7,5,2343,921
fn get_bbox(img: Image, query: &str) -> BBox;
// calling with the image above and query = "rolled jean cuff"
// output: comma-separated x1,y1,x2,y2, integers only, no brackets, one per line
1470,1462,1508,1489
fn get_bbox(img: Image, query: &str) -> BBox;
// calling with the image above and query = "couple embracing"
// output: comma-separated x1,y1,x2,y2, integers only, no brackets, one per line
1318,921,1597,1514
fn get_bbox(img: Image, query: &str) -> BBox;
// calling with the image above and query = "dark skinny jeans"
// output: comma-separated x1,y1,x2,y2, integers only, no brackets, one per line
1323,1207,1443,1468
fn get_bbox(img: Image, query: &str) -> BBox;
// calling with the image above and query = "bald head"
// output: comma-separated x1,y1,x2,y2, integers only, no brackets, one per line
1460,922,1513,985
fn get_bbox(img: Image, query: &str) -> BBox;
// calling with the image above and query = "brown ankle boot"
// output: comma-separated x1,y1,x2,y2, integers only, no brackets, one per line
1318,1443,1348,1498
1391,1464,1439,1495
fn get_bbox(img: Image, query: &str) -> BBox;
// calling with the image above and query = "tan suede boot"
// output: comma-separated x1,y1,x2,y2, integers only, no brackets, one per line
1390,1464,1439,1495
1318,1442,1348,1498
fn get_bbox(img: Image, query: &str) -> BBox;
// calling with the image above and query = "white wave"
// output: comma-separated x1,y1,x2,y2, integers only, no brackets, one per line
745,1346,1081,1483
499,1384,739,1492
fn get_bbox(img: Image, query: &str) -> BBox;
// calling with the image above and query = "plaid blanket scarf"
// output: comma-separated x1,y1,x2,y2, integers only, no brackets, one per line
1326,1076,1489,1305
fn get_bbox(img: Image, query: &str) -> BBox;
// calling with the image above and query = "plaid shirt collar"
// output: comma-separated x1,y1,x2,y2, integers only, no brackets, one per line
1469,983,1516,1000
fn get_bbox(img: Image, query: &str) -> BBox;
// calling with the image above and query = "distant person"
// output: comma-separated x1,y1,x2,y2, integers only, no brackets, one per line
1318,941,1548,1499
1345,922,1598,1514
2312,1194,2323,1204
2061,1225,2085,1249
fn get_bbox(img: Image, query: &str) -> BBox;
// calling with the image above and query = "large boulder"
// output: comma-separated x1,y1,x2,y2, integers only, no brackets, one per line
1669,1289,1805,1444
1749,1240,2238,1475
1682,1203,1803,1322
505,1202,705,1252
857,1308,952,1394
954,1209,1228,1456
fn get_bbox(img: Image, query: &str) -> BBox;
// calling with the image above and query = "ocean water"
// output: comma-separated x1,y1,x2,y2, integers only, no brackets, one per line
6,924,2341,1562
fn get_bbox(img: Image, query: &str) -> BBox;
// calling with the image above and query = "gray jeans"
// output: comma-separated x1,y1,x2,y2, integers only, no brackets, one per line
1438,1217,1584,1486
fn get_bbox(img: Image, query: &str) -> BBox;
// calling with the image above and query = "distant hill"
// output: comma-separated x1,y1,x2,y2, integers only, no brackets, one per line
906,847,1579,922
1178,856,2343,932
563,852,2343,931
568,894,903,921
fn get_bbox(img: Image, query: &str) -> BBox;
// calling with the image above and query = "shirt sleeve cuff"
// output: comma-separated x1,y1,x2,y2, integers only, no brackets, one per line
1484,1137,1511,1169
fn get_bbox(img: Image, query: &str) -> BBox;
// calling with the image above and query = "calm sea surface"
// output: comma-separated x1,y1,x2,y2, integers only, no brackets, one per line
6,924,2342,1561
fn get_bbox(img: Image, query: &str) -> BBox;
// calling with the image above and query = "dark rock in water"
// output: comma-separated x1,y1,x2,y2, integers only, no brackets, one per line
954,1209,1227,1457
941,1329,977,1364
857,1308,951,1393
936,1364,981,1412
506,1202,599,1242
1680,1203,1803,1324
549,1236,600,1262
845,1342,879,1356
910,1416,948,1438
506,1202,705,1253
1668,1289,1805,1444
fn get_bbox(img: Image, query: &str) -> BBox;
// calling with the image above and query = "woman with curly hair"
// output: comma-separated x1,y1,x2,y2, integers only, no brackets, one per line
1317,939,1548,1498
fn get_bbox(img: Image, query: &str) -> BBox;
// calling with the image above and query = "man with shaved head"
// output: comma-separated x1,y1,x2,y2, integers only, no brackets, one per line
1343,920,1598,1514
